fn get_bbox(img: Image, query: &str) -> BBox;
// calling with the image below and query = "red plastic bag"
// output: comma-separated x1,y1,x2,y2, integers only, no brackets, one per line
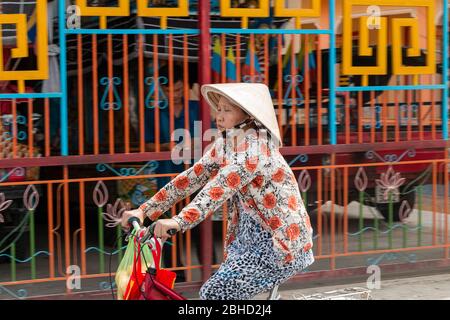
139,236,186,300
116,228,185,300
122,239,146,300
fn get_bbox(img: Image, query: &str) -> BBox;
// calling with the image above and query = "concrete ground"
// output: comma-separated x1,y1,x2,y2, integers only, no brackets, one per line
251,270,450,300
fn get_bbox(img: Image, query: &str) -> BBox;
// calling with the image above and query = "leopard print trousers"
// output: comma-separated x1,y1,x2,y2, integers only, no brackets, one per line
199,199,314,300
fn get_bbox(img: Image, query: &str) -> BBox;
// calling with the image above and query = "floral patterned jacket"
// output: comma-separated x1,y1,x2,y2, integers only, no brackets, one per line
139,129,314,267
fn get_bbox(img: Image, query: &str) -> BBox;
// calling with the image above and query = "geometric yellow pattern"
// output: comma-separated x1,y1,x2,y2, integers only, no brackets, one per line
391,17,435,75
342,0,436,80
343,15,388,81
220,0,269,29
274,0,321,29
136,0,189,29
220,0,321,29
75,0,189,29
76,0,130,29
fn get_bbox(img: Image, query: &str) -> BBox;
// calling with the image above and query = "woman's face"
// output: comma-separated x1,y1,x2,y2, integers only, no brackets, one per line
215,96,249,131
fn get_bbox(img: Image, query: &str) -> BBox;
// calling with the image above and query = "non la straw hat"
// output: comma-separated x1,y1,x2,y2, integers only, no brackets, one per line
200,83,282,146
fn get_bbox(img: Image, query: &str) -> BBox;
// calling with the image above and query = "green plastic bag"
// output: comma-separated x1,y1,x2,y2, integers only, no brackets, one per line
115,228,160,300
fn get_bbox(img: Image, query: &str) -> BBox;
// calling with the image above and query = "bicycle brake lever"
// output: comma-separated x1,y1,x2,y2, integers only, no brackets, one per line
140,222,177,244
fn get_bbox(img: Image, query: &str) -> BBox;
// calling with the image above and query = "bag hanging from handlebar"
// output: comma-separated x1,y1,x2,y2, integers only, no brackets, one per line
115,228,157,300
140,235,185,300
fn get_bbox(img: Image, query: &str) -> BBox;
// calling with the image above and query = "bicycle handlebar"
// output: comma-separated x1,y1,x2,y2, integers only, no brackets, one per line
127,217,141,231
148,222,178,236
127,217,177,243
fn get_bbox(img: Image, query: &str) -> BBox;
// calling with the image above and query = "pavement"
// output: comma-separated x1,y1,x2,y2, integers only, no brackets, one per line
251,270,450,300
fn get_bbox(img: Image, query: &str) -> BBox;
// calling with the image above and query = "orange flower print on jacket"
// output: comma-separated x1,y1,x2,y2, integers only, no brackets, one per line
247,199,257,208
286,223,301,241
194,163,204,176
240,184,249,194
284,253,293,264
149,210,162,221
272,168,285,183
174,175,190,190
226,172,241,189
211,169,219,179
209,186,225,201
288,196,298,211
276,238,289,252
182,208,201,223
245,157,258,172
269,216,282,230
226,233,235,246
263,193,277,209
139,133,314,268
303,242,313,252
154,189,167,202
236,141,249,152
220,159,230,168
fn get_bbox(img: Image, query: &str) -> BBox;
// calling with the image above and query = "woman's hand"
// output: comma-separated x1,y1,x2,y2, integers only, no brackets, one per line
121,208,145,231
152,218,181,240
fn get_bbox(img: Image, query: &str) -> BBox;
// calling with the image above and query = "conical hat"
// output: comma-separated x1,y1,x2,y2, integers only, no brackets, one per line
201,83,282,146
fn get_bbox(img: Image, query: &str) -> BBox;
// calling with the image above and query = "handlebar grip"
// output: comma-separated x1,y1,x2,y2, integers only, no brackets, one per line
167,228,178,236
127,217,141,230
140,223,178,244
149,222,178,237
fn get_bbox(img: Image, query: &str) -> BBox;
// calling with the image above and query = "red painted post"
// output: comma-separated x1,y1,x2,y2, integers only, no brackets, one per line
198,0,213,284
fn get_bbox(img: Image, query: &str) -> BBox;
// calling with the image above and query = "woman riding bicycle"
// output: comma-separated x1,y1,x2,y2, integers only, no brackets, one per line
121,83,314,300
